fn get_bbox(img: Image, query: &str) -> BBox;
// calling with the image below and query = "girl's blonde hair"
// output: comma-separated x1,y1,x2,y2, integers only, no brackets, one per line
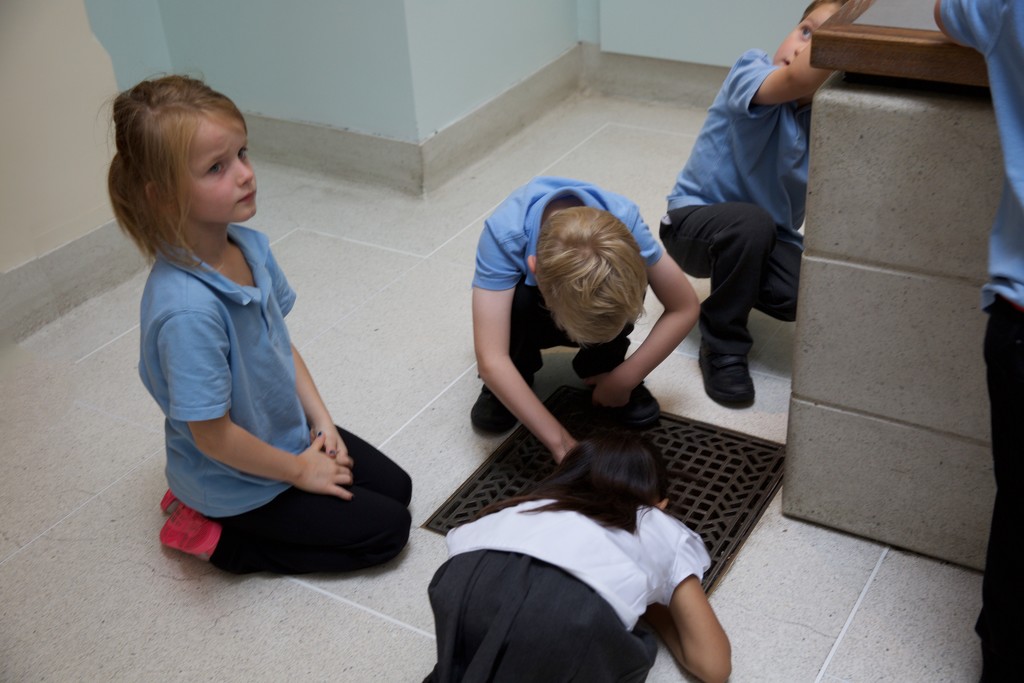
535,206,647,346
107,75,245,265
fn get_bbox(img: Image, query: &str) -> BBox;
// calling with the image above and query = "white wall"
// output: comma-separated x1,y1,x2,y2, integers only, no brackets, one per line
0,0,118,272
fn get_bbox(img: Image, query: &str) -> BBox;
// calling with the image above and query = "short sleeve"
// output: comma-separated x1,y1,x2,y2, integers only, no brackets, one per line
724,49,778,116
627,216,663,267
157,311,233,422
671,528,711,586
941,0,1006,54
653,524,711,606
473,221,524,291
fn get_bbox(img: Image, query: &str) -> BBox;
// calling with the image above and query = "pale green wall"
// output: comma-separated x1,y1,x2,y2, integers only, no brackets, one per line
404,0,578,139
601,0,811,66
577,0,600,44
158,0,418,141
84,0,170,90
83,0,804,144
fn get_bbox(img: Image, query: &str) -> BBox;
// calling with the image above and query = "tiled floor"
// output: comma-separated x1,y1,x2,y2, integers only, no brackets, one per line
0,93,983,681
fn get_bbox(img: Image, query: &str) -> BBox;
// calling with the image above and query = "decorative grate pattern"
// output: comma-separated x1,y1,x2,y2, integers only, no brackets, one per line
423,386,785,593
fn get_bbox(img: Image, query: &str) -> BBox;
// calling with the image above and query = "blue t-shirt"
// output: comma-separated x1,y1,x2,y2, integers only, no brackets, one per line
666,49,812,249
941,0,1024,310
139,225,308,517
473,176,663,291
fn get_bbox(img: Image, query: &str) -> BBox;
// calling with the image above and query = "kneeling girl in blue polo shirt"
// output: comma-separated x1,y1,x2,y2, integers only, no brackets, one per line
108,75,412,574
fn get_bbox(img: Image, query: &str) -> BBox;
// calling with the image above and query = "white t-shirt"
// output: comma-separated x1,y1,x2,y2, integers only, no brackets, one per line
446,499,710,629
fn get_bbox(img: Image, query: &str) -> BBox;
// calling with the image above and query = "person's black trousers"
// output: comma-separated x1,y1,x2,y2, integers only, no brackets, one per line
660,203,801,356
425,550,657,682
977,296,1024,682
208,426,412,575
508,277,633,381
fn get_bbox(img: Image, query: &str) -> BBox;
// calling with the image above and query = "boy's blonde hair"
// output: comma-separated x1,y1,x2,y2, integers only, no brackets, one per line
535,206,647,346
802,0,848,21
107,75,246,266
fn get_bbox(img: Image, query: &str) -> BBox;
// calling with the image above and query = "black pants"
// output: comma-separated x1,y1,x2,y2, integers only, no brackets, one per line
508,277,633,382
977,297,1024,681
425,550,657,683
661,203,801,356
208,426,412,575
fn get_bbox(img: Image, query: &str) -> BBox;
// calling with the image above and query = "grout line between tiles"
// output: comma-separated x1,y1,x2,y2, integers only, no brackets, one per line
425,206,496,259
378,362,480,450
268,227,300,246
296,258,427,351
289,577,436,640
73,399,164,434
605,121,698,139
814,546,890,683
303,228,429,260
75,323,140,365
0,449,164,569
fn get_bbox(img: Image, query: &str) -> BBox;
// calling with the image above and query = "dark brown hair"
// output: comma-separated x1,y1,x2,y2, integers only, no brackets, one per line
479,435,670,533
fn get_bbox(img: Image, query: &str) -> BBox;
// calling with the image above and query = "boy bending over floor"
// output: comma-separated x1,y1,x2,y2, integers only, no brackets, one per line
471,176,699,462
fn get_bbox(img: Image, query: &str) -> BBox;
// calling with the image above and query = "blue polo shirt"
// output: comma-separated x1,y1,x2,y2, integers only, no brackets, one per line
941,0,1024,310
667,49,812,249
139,225,307,517
473,176,663,291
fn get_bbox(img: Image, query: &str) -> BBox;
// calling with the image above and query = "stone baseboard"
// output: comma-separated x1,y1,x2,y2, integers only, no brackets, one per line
5,45,721,341
1,219,146,342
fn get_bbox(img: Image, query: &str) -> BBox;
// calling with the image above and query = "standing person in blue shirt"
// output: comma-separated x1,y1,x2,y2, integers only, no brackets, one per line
935,3,1024,680
660,0,848,406
471,177,699,462
108,75,412,573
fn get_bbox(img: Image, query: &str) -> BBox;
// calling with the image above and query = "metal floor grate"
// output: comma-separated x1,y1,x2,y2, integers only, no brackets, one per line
423,386,785,593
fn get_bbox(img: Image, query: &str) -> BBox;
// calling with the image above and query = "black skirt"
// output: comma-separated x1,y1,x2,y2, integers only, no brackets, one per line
424,550,658,683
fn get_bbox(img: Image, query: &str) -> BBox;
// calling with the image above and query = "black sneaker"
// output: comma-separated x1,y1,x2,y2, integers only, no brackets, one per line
698,342,755,406
470,385,517,433
603,382,661,429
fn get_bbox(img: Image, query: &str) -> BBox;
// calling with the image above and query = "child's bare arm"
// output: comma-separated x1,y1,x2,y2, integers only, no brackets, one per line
644,576,732,683
472,286,577,461
591,256,698,405
753,43,833,106
189,415,355,500
291,343,345,459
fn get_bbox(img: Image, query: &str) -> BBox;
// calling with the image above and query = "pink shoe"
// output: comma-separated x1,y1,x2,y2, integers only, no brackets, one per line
160,489,179,514
159,505,221,560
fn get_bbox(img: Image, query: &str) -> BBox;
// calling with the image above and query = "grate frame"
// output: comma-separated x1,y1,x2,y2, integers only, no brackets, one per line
423,386,785,593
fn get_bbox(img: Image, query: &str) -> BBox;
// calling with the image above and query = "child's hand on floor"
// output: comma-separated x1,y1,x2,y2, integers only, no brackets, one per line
585,373,633,408
295,433,355,500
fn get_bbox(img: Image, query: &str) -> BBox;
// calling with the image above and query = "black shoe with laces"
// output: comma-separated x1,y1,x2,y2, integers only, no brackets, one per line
470,385,517,433
698,342,755,406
